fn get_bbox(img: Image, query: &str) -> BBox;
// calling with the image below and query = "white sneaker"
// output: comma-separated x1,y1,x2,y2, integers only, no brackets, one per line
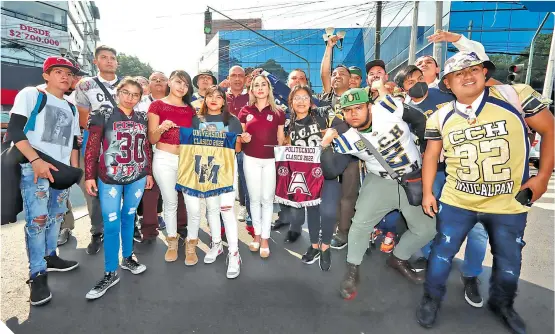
204,242,223,264
226,251,241,279
238,207,247,222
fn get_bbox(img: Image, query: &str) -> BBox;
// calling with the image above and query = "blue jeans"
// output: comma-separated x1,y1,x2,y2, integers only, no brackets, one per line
236,152,252,226
421,171,488,278
98,177,146,272
21,163,69,278
425,202,527,304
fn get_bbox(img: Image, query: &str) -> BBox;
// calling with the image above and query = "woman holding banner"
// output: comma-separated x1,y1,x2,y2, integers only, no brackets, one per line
278,85,342,271
148,70,196,263
182,86,250,278
238,75,285,258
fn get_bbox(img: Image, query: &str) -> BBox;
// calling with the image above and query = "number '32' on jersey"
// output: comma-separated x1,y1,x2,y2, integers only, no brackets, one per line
425,84,550,214
85,105,152,185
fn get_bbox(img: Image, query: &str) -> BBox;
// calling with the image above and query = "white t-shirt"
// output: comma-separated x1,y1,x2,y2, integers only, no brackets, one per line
10,87,80,165
135,94,154,113
333,95,422,179
74,75,119,113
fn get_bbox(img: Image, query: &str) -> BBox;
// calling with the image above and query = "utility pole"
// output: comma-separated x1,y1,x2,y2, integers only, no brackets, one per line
408,1,419,64
526,12,551,85
433,1,443,68
207,6,311,80
375,1,382,59
543,23,555,100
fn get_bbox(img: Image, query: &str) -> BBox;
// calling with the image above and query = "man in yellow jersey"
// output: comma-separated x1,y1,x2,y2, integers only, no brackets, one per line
416,52,554,334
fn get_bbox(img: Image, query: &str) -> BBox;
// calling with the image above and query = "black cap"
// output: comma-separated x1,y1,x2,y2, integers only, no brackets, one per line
68,59,88,76
365,59,386,74
193,70,218,89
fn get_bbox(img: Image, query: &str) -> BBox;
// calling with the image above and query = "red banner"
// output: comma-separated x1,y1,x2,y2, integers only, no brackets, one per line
274,146,324,208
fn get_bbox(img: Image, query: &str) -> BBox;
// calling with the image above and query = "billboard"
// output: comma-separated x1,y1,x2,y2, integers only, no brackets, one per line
1,15,69,50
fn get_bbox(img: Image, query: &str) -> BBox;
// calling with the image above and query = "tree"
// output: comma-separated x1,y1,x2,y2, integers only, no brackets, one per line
116,53,154,78
255,59,289,82
514,33,552,90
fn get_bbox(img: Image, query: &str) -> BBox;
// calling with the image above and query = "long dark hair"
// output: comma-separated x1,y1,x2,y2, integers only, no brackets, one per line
199,85,232,126
166,70,193,107
287,84,317,127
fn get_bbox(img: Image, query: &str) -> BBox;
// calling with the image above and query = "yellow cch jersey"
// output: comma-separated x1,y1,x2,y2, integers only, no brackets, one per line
425,84,550,214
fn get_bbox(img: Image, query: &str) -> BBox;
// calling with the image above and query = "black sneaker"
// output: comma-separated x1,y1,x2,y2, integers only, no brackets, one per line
133,225,143,243
45,254,79,272
87,233,103,255
330,233,347,250
319,248,332,271
488,301,526,334
301,246,320,264
85,272,120,300
121,255,147,275
27,272,52,306
416,293,441,328
461,276,483,308
412,257,428,273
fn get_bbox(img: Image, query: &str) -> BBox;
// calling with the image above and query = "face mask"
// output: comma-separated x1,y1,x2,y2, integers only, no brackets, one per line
408,82,428,99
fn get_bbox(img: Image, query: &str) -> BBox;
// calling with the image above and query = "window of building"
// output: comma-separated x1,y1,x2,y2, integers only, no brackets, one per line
1,1,67,30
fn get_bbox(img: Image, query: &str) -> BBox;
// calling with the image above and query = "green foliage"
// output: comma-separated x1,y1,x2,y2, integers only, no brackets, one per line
116,53,154,78
255,59,289,82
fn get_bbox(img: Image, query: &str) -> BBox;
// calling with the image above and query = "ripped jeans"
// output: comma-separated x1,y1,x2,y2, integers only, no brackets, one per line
21,163,69,278
425,202,527,305
98,177,146,272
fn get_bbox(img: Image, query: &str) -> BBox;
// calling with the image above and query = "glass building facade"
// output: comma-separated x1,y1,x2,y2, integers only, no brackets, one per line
363,1,554,90
199,28,365,93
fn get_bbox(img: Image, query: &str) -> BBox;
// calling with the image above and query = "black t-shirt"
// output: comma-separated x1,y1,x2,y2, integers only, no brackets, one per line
192,113,243,134
289,114,327,147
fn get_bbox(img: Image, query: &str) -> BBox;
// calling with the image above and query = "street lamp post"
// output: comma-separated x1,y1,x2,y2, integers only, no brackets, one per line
207,6,311,81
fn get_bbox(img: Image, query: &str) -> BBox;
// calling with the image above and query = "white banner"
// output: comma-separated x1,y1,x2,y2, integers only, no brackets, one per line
1,15,69,50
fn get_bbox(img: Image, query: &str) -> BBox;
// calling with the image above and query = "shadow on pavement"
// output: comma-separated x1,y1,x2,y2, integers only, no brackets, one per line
4,227,555,334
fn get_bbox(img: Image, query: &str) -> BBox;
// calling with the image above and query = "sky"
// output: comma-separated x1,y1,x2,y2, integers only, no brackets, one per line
95,0,440,77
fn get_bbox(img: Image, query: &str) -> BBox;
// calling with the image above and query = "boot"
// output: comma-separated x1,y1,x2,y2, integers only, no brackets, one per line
416,293,441,328
386,254,424,284
185,238,199,266
339,263,360,300
488,301,526,334
27,272,52,306
164,236,178,262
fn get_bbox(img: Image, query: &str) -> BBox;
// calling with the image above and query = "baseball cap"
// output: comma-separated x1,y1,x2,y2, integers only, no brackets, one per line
348,66,363,78
43,56,79,74
193,70,218,89
365,59,386,74
438,51,496,92
340,88,369,109
68,59,88,76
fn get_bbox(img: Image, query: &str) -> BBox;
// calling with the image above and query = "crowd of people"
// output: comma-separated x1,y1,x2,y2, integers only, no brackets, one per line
4,28,554,334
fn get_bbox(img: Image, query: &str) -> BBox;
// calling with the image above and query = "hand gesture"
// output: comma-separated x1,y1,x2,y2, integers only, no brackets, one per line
422,192,438,218
219,79,231,89
427,30,461,44
240,132,252,143
85,179,98,197
327,35,339,48
31,159,59,184
251,68,264,77
145,175,154,190
322,128,338,147
159,120,176,133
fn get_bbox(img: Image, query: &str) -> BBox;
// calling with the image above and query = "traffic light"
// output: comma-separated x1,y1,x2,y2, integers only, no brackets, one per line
204,10,212,34
507,63,524,83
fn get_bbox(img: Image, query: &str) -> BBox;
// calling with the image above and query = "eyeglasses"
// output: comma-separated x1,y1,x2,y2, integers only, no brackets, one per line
120,89,141,100
293,95,311,102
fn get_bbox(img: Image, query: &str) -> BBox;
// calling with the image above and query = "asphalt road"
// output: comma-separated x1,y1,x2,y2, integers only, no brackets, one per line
1,172,554,334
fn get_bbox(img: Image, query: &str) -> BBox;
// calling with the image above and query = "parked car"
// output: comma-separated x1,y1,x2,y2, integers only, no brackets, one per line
529,132,541,169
